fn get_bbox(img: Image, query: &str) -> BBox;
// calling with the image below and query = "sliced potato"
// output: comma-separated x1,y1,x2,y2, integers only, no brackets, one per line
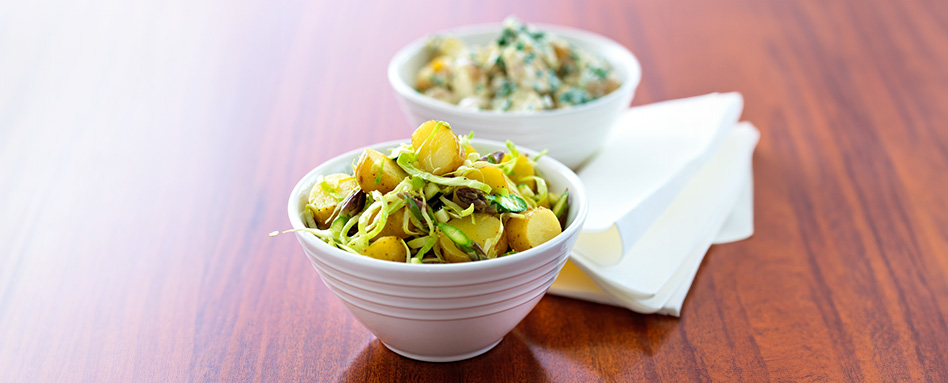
505,207,561,252
362,236,408,262
308,173,359,229
411,120,464,175
438,213,508,263
355,148,408,195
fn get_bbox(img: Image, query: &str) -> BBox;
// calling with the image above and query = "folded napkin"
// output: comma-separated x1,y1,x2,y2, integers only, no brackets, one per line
547,93,759,316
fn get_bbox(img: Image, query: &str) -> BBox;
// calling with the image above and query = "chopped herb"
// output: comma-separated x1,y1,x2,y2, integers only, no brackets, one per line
497,27,518,46
591,66,609,81
495,79,516,98
558,87,592,105
548,70,561,91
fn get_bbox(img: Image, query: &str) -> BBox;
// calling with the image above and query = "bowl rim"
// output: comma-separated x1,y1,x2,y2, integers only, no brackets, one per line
287,137,588,274
387,22,642,119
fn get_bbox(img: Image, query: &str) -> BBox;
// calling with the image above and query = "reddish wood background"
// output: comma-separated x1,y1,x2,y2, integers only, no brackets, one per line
1,0,946,381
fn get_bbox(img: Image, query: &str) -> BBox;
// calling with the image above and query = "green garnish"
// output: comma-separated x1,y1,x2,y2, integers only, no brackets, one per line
404,194,426,223
396,153,491,193
486,193,527,213
552,189,569,229
374,159,385,185
532,149,548,162
319,179,342,201
437,222,486,261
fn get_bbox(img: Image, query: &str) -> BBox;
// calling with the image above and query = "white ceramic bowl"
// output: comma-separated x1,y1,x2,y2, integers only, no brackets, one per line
288,139,588,362
388,23,642,169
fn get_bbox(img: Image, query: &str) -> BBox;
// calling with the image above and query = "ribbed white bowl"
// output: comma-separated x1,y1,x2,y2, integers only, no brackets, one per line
388,23,641,169
288,139,588,362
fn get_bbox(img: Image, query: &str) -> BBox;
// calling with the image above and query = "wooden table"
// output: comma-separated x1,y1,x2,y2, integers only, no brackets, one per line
2,0,945,381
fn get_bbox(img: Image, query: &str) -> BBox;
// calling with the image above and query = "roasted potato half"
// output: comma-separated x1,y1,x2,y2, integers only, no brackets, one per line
308,173,359,229
438,213,508,263
411,120,465,176
355,148,408,195
362,236,408,262
467,163,510,193
505,207,561,252
370,207,420,239
503,153,536,189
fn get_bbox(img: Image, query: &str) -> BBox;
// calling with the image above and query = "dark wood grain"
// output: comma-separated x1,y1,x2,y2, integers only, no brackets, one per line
1,0,946,381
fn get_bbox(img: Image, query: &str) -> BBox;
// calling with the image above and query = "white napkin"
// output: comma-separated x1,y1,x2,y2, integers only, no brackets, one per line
547,93,759,316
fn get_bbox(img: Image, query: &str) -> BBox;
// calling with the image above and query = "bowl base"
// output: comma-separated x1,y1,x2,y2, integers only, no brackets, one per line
381,338,503,363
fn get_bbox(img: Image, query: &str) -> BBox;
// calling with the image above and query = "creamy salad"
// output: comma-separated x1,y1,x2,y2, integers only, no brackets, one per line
415,17,621,112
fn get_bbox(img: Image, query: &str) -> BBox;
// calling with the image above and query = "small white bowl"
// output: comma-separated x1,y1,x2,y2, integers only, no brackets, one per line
388,23,642,169
288,139,588,362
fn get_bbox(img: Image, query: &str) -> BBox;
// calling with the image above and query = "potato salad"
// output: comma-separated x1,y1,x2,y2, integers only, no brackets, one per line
296,120,569,264
415,17,621,112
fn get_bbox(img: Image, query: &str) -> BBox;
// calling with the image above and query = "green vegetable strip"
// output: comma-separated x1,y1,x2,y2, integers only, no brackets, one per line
416,121,445,154
302,206,318,228
413,235,438,262
340,212,362,242
280,227,333,241
401,239,412,263
437,222,473,247
406,237,428,248
404,194,425,222
482,193,528,213
434,209,450,223
458,131,474,149
396,153,491,192
410,176,425,191
423,182,440,200
374,159,385,185
552,189,569,228
319,178,343,201
532,149,548,162
482,220,506,259
439,195,475,218
527,176,549,204
349,191,396,252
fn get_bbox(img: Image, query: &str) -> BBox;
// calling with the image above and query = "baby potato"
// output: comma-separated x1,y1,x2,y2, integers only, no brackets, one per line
416,65,436,91
438,213,508,263
464,143,477,157
355,148,408,195
370,207,417,239
362,236,408,262
411,120,465,176
308,173,359,229
467,163,510,192
505,207,561,252
502,153,536,189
